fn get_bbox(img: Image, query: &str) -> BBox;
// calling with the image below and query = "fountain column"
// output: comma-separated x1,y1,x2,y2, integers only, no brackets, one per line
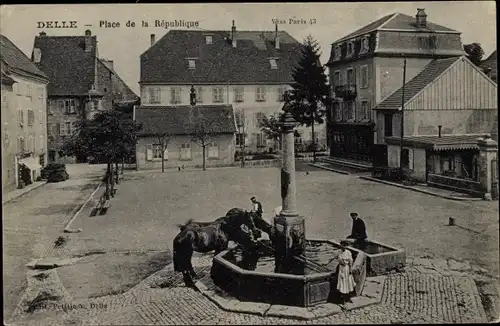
274,111,306,273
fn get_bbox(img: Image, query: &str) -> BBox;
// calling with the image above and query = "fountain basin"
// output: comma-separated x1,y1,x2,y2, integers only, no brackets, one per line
348,240,406,276
211,239,367,307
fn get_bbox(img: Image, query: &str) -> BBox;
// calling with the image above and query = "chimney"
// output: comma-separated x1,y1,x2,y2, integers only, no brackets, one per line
416,8,427,28
39,31,46,37
231,20,237,48
275,23,280,50
150,34,155,46
84,30,92,53
438,125,442,138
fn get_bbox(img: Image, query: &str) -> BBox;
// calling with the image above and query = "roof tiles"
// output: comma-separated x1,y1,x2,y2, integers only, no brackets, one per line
0,34,47,80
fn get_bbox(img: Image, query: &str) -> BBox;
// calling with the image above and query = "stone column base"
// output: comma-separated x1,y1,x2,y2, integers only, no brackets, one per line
273,214,306,273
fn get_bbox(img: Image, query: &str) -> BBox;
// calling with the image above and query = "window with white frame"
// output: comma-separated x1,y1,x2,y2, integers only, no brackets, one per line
149,87,161,104
360,65,368,88
180,143,192,160
333,71,341,88
334,102,342,121
150,144,164,160
234,86,244,102
212,87,224,103
196,86,203,103
188,60,196,69
269,59,278,70
205,35,213,44
38,86,44,99
346,101,355,120
334,45,342,61
27,109,35,126
27,84,32,98
236,133,245,146
254,112,266,127
208,142,219,158
346,41,355,57
64,99,76,114
276,86,286,102
63,121,71,135
347,68,355,85
256,87,266,102
360,36,369,54
360,100,370,120
170,87,182,104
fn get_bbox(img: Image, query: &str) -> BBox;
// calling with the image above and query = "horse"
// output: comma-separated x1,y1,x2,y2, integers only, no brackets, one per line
173,211,259,289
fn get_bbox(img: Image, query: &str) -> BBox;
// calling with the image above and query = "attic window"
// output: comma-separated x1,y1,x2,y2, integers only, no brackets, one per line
269,59,278,70
346,41,355,57
206,35,213,44
360,36,369,54
33,48,41,63
334,45,341,61
188,60,196,69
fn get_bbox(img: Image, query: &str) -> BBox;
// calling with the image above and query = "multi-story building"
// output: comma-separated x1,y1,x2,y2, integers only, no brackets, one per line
1,34,49,193
480,50,497,83
32,30,137,163
139,22,327,155
325,8,464,161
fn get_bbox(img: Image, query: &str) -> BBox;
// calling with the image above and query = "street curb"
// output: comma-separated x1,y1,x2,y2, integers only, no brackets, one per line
309,163,351,175
2,181,47,205
63,182,102,233
358,176,483,201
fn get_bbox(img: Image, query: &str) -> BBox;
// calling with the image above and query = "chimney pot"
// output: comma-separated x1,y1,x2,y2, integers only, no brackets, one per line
275,24,280,50
39,31,46,37
416,8,427,28
150,34,155,46
85,29,91,36
231,21,236,48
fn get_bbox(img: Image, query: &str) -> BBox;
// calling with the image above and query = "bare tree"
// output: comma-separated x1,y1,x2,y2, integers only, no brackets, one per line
189,108,226,171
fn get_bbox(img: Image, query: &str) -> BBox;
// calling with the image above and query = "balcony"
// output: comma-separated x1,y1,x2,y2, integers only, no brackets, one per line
334,84,357,100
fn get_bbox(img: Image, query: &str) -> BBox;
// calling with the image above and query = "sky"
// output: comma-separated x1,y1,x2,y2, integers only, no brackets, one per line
1,2,496,95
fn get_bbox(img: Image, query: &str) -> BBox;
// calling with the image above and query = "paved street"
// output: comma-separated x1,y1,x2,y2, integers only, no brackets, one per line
2,164,105,321
5,165,499,324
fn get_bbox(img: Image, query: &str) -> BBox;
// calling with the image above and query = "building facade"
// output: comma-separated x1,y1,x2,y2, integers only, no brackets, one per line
135,105,237,170
326,9,464,161
1,34,49,193
480,50,497,83
33,30,137,163
139,23,327,155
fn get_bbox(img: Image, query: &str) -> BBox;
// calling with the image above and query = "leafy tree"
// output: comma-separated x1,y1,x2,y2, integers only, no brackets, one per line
464,43,485,66
62,110,141,198
258,112,284,151
288,35,330,162
188,107,226,171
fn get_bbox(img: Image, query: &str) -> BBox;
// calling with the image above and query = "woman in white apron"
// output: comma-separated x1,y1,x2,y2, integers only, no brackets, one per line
337,240,356,303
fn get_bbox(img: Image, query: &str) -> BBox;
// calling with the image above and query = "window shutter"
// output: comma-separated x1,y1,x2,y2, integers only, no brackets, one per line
409,149,414,170
146,144,153,161
170,88,175,104
163,148,168,160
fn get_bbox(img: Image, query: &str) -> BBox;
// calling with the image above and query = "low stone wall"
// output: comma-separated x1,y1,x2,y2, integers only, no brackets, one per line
427,173,483,197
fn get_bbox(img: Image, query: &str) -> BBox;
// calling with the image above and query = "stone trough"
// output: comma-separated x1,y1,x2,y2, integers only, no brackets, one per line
348,240,406,276
211,239,368,307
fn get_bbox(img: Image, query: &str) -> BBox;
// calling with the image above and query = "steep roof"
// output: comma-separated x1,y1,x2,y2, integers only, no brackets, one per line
136,105,236,136
33,35,97,96
374,57,461,111
480,50,497,77
140,30,304,84
335,12,459,43
1,70,15,85
0,34,47,80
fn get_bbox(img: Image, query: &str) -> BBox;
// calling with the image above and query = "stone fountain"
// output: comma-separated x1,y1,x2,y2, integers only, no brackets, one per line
206,106,405,313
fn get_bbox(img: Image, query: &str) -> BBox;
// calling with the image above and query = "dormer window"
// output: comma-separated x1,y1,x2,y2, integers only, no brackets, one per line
269,59,278,70
188,59,196,69
205,35,213,44
360,36,369,54
346,41,355,57
333,45,342,61
33,48,41,63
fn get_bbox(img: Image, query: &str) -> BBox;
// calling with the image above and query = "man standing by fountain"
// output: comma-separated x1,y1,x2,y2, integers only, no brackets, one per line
250,196,263,219
346,212,367,250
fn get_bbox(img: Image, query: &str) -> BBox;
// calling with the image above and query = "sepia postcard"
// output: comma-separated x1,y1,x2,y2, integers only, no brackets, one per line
1,2,498,325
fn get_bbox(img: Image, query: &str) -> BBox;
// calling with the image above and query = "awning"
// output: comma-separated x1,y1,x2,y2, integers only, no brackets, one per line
19,157,42,171
385,135,485,151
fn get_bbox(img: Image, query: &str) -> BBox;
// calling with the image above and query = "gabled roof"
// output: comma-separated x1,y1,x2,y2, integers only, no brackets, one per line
33,35,97,96
335,12,459,43
0,34,47,80
374,57,461,111
140,30,304,84
136,105,236,136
